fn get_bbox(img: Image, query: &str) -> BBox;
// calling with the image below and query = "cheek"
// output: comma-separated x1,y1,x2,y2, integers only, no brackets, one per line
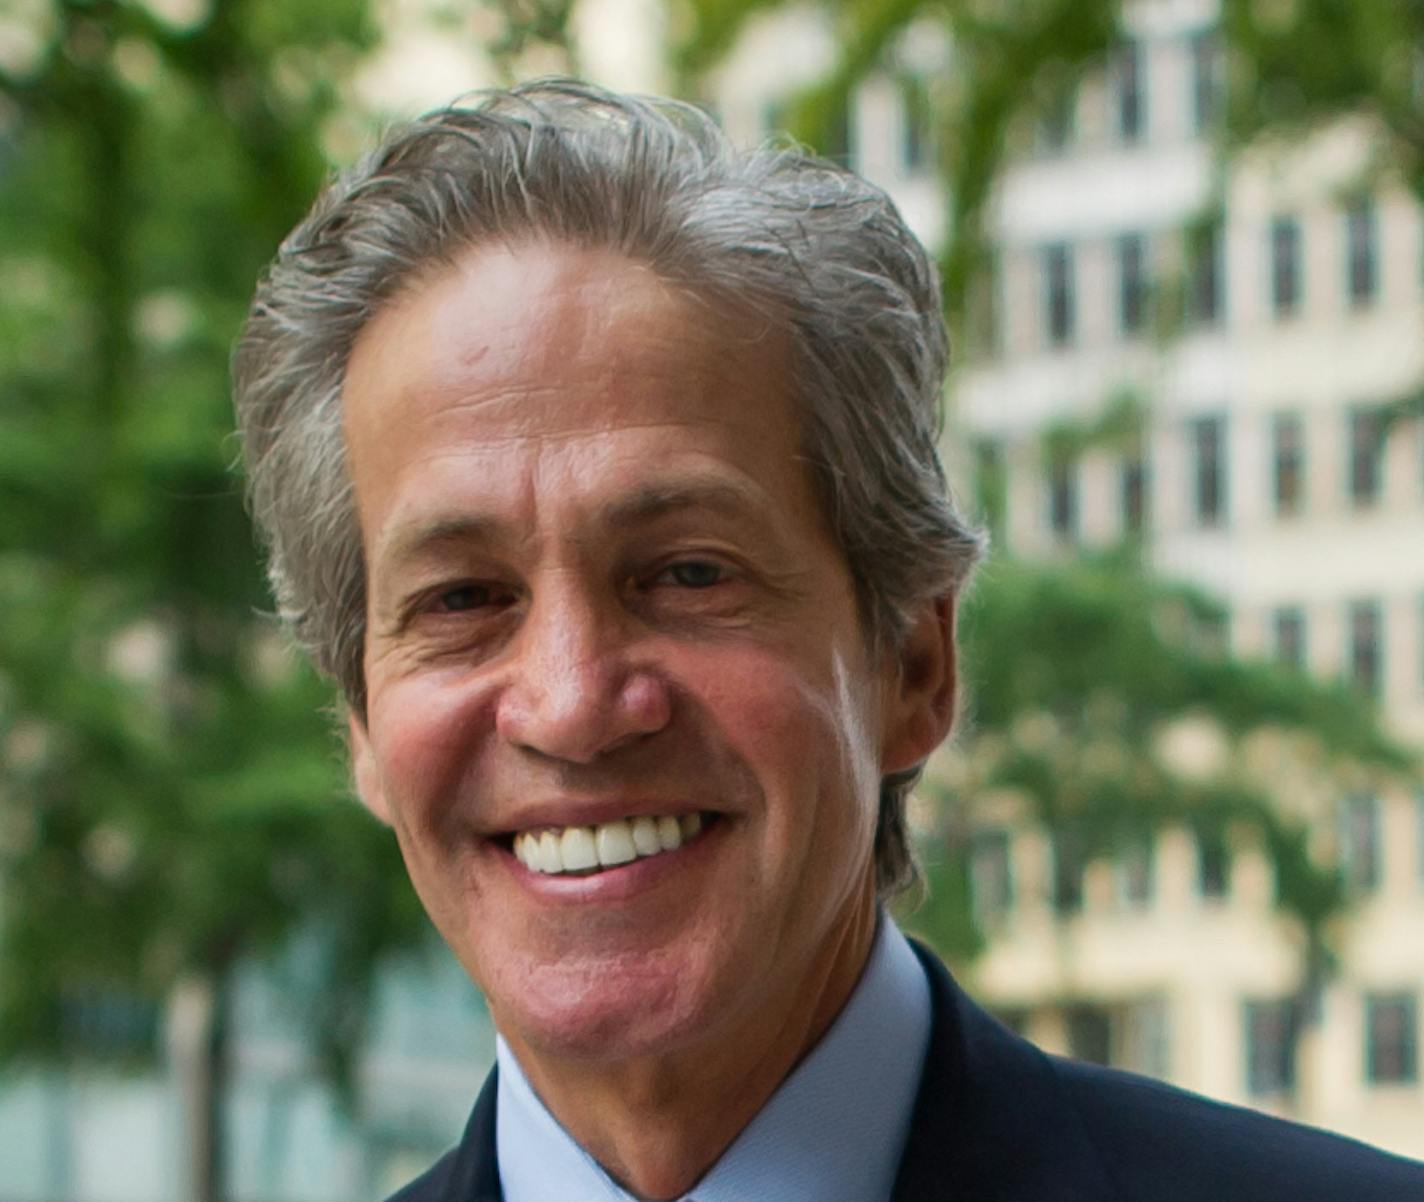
368,672,498,837
695,641,881,839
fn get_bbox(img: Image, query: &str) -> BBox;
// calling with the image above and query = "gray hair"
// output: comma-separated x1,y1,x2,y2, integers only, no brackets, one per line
233,79,984,896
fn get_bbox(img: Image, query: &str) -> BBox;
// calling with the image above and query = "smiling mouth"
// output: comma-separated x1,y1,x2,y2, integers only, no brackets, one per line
508,812,716,876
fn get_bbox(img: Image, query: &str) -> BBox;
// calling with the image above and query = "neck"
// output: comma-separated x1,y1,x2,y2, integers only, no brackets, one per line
504,899,879,1201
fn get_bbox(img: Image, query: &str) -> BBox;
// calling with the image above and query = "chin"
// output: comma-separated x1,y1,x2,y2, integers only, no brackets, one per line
486,945,731,1064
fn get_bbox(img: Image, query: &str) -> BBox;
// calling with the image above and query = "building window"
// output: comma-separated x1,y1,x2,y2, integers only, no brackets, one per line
975,438,1007,536
1348,406,1386,506
1191,30,1221,133
822,102,852,164
1121,997,1171,1079
1245,999,1298,1096
1273,606,1307,672
60,989,162,1059
1043,243,1075,347
1347,601,1383,699
1121,452,1147,535
1052,826,1085,915
970,828,1014,927
1117,233,1148,335
1197,828,1230,899
1039,84,1075,152
1345,197,1378,308
761,97,787,138
1186,222,1223,326
900,75,932,173
1119,833,1154,908
1417,792,1424,886
1115,42,1144,143
1192,605,1232,658
1068,1005,1112,1065
1340,793,1382,892
1191,415,1226,526
1271,216,1303,318
1365,993,1418,1085
968,250,1000,360
1272,412,1305,516
1049,453,1077,540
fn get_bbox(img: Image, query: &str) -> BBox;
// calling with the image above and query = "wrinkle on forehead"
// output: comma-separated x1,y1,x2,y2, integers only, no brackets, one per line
342,240,823,590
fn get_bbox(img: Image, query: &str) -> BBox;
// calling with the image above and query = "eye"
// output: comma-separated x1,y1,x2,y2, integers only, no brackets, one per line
659,560,726,589
435,583,499,612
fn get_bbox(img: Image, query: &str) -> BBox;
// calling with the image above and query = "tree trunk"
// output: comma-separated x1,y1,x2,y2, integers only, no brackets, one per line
168,970,231,1202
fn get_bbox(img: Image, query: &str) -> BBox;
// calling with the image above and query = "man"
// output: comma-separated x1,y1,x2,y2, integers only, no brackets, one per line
233,81,1424,1201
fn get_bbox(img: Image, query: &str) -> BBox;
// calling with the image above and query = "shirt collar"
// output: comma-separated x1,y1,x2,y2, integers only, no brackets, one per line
495,914,932,1202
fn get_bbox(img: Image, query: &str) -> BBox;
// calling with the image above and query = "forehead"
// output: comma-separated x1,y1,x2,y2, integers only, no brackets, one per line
340,240,828,555
346,241,795,443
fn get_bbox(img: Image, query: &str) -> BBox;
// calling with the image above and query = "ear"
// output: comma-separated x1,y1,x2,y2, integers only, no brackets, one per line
879,594,958,776
348,711,393,826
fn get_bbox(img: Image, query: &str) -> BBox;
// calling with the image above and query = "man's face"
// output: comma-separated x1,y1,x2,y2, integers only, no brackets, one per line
343,242,937,1064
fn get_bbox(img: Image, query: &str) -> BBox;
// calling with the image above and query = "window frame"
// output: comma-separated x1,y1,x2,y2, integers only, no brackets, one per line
1117,232,1148,336
1271,215,1303,318
1347,404,1386,507
1114,41,1145,144
1271,411,1305,517
1340,791,1382,893
1048,451,1078,542
1244,997,1298,1097
1345,196,1379,309
1190,414,1227,527
1272,605,1307,672
1346,601,1384,700
1365,992,1419,1086
1043,242,1075,348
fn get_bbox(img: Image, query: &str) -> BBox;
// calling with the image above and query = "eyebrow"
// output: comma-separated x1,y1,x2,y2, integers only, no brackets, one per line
376,515,503,575
375,477,774,574
604,478,766,528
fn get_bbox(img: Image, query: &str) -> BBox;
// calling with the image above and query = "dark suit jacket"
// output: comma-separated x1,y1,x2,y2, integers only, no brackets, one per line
389,941,1424,1200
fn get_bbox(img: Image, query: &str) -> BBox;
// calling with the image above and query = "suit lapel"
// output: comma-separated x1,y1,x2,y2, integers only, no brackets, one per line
893,940,1115,1202
440,1067,503,1201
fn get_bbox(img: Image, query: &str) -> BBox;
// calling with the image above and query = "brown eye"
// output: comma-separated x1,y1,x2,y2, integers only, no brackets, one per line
438,584,493,612
663,560,724,588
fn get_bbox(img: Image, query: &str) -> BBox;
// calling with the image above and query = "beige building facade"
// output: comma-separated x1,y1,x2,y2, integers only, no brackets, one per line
709,0,1424,1160
947,0,1424,1160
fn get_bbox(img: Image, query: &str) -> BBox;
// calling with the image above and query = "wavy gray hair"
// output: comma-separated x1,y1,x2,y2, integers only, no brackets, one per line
233,79,983,897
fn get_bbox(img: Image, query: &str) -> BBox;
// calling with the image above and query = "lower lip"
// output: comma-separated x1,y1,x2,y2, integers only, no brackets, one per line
496,818,728,903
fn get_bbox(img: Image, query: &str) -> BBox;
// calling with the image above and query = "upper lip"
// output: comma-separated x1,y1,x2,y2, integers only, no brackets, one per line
482,798,717,837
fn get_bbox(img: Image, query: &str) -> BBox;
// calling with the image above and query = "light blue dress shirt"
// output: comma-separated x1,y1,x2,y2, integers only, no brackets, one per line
494,915,932,1202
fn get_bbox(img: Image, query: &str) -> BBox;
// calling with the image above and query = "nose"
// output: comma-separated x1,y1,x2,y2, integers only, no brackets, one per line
494,580,672,764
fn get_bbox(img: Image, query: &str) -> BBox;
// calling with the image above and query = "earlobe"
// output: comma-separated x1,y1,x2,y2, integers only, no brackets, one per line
348,711,393,826
880,594,958,776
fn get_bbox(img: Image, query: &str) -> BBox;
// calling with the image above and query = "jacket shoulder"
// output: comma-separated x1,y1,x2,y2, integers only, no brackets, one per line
1054,1056,1424,1201
384,1149,460,1202
381,1068,502,1202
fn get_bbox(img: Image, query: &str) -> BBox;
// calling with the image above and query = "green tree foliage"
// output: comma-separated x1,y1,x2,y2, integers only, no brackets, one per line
1223,0,1424,196
674,0,1124,327
908,555,1415,968
0,1,431,1194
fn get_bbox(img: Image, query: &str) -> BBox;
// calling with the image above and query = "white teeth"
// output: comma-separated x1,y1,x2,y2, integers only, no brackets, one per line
560,826,598,872
515,813,709,874
656,815,683,852
595,819,637,867
630,816,661,857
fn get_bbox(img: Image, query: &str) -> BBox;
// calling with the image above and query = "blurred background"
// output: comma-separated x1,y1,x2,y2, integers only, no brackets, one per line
1,0,1421,1197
